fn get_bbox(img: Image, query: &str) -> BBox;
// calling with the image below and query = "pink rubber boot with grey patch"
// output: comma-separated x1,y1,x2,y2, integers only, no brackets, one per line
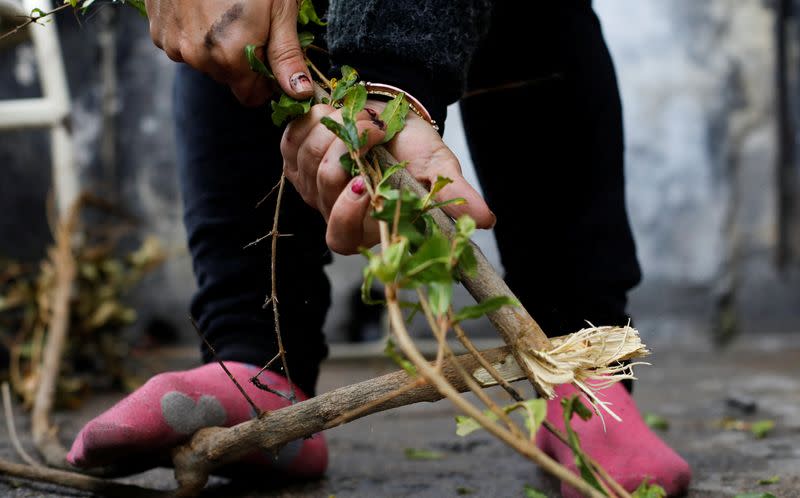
535,382,691,497
67,362,327,478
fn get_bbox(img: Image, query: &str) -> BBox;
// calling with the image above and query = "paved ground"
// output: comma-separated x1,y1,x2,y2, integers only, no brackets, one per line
1,327,799,497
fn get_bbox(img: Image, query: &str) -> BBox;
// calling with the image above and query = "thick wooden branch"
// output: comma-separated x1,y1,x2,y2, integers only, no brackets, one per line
311,83,551,394
171,345,523,495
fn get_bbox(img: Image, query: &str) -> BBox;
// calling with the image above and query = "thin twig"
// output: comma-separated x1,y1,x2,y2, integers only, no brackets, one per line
0,457,164,497
453,323,524,402
2,382,41,467
416,289,523,439
327,378,423,429
254,179,282,208
259,173,296,402
0,3,72,43
190,316,261,415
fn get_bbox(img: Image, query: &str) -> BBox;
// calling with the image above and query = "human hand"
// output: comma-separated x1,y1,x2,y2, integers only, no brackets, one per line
145,0,311,105
281,101,495,255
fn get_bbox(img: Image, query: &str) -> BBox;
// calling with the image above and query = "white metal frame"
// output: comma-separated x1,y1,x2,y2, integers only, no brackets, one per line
0,0,76,215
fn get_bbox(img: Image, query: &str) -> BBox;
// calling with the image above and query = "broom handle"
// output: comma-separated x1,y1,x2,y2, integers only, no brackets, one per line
311,83,551,361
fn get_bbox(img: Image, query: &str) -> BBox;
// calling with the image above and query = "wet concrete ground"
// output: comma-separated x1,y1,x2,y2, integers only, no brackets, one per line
1,328,799,497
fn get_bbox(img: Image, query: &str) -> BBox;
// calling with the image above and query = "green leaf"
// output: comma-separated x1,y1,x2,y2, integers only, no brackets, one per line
643,413,670,431
404,448,444,460
455,414,490,437
518,399,547,437
245,44,274,79
427,198,466,211
523,485,548,498
297,0,326,26
427,281,453,317
456,215,477,238
342,84,367,122
631,480,666,498
385,337,416,376
402,232,452,283
376,162,409,199
379,93,410,143
456,487,474,495
298,31,315,49
339,153,356,175
271,94,311,126
320,116,361,150
122,0,147,17
758,475,780,485
751,420,775,439
561,396,605,495
331,66,359,103
421,176,453,209
456,244,478,277
359,269,383,305
80,0,96,12
452,296,520,323
733,494,777,498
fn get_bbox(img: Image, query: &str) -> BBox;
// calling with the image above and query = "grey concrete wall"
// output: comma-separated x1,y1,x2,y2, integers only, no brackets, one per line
1,1,798,346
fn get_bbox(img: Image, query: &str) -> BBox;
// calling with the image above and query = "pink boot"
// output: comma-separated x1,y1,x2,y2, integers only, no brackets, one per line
67,362,327,478
536,383,690,497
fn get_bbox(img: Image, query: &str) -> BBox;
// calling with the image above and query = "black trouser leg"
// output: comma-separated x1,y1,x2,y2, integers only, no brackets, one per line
174,66,331,395
460,2,641,338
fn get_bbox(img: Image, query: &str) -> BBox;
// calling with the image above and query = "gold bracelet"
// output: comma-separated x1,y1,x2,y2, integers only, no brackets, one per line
364,82,439,131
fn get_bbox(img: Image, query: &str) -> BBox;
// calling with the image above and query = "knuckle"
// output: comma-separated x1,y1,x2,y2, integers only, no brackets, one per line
269,42,304,67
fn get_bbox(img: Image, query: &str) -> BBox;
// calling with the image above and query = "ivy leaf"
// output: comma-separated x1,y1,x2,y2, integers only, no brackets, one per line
644,413,670,431
631,481,666,498
385,337,416,376
404,448,444,460
245,44,274,79
452,296,520,324
342,84,367,122
297,0,326,26
751,420,775,439
562,396,605,495
270,94,311,126
427,281,452,317
331,66,359,103
379,93,410,143
298,31,315,49
523,485,548,498
757,476,780,485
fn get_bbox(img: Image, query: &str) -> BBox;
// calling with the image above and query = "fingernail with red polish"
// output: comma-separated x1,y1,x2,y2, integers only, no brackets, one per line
290,72,312,93
351,177,366,196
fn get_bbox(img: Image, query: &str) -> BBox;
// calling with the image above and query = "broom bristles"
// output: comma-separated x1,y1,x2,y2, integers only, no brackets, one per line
521,323,650,421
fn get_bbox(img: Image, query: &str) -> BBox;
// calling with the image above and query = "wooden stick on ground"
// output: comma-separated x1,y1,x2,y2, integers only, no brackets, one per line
171,346,524,495
31,198,79,468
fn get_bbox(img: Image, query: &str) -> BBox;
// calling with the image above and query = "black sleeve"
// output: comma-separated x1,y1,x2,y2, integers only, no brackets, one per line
326,0,492,127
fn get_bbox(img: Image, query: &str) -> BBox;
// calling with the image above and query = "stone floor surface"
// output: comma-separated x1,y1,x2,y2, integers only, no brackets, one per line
1,329,799,497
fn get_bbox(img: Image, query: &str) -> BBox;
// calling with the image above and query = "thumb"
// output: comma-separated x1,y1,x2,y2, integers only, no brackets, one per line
267,4,313,100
